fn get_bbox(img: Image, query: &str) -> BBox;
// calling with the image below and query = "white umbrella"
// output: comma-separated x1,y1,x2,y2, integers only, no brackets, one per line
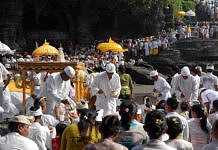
0,41,15,55
186,10,196,17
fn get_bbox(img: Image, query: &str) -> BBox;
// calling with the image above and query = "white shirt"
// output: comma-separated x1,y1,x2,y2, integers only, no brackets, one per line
0,86,19,120
166,112,189,141
29,122,51,150
202,139,218,150
43,73,72,114
91,71,121,117
201,89,218,109
167,139,193,150
154,76,171,101
171,73,179,95
174,75,198,102
194,74,200,89
0,132,39,150
200,72,218,90
0,62,9,84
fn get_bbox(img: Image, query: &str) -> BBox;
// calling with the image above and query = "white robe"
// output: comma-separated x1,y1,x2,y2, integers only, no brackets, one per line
200,72,218,90
29,122,51,150
174,75,198,102
0,86,19,120
154,76,171,101
91,71,121,117
42,73,72,114
0,62,9,83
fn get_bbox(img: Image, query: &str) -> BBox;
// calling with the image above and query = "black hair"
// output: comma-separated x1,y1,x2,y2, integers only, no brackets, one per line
166,97,179,110
100,115,120,138
212,119,218,135
180,101,189,112
207,69,213,73
191,104,209,133
56,123,67,137
119,65,126,73
30,97,41,111
78,109,98,139
166,117,183,139
119,100,138,131
156,100,166,110
145,97,152,108
144,110,167,139
213,100,218,111
8,122,26,133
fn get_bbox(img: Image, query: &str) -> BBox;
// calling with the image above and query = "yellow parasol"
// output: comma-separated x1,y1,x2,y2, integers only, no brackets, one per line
176,11,186,17
97,37,127,53
32,40,60,57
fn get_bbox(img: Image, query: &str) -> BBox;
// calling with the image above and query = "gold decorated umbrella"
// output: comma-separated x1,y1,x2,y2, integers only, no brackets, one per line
97,38,127,53
176,11,186,17
32,41,60,57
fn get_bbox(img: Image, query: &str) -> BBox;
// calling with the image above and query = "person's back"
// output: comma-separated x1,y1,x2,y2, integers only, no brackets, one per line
61,123,101,150
85,138,128,150
132,139,175,150
0,132,39,150
167,138,193,150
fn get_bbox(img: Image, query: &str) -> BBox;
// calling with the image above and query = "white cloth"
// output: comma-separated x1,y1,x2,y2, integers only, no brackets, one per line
200,73,218,90
132,139,176,150
0,86,19,120
174,75,198,102
166,112,189,141
0,132,39,150
0,62,9,84
171,73,179,95
167,139,193,150
194,75,201,89
154,76,171,101
42,73,72,114
91,71,121,117
29,122,51,150
41,114,59,127
201,89,218,109
202,139,218,150
188,118,211,150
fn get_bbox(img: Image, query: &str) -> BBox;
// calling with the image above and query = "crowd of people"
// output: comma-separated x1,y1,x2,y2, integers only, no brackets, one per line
1,49,218,150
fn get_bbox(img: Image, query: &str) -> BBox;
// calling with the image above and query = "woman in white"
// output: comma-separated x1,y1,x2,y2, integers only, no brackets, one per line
188,104,211,150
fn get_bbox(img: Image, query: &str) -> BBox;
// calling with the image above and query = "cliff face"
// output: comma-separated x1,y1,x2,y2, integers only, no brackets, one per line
174,38,218,62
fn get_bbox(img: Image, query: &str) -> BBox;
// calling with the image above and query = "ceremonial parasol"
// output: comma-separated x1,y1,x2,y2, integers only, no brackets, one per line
32,40,60,57
97,38,127,53
0,41,15,55
176,11,186,17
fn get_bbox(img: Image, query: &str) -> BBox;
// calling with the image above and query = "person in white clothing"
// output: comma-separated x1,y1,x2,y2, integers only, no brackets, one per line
91,63,121,117
202,119,218,150
165,97,189,141
199,88,218,112
200,64,218,91
0,62,10,84
0,115,39,150
29,107,51,150
150,70,171,101
174,66,198,103
166,116,193,150
42,66,75,114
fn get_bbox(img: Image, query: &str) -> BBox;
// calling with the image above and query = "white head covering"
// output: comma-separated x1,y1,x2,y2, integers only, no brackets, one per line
64,66,75,78
150,70,158,77
10,115,31,125
31,107,43,116
137,108,142,115
105,63,116,73
206,64,214,70
181,66,190,76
